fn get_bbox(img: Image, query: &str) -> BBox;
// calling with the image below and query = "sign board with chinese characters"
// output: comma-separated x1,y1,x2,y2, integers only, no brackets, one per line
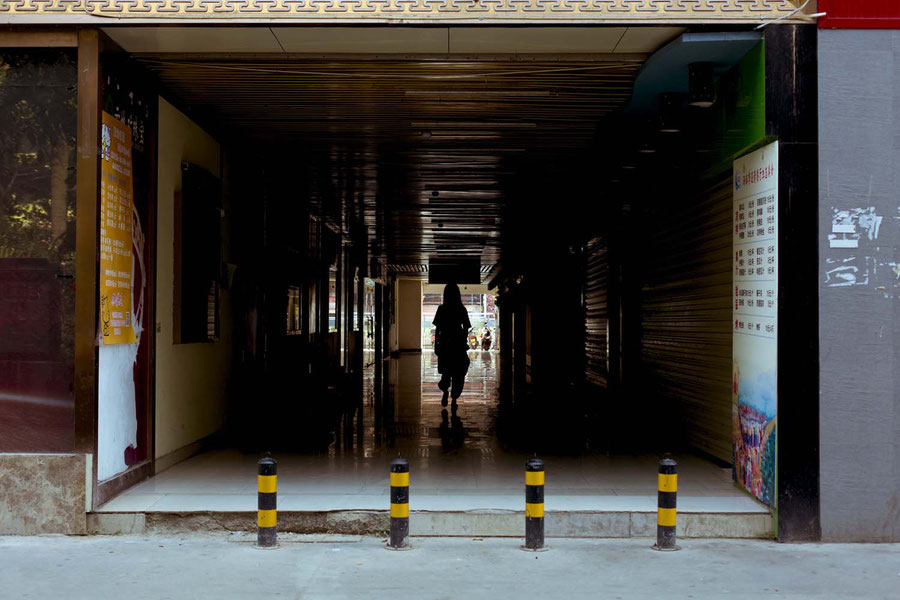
732,141,778,507
99,112,136,345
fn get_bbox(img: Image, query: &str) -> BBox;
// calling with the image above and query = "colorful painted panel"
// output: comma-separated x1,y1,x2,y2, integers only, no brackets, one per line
732,141,778,507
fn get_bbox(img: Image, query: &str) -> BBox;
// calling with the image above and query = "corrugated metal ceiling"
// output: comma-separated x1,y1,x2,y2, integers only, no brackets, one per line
140,56,644,277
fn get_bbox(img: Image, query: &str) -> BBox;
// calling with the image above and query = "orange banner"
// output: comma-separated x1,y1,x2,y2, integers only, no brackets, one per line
99,112,136,345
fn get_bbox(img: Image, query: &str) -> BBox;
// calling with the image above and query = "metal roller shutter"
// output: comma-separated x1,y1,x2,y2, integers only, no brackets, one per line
638,173,733,463
584,235,609,388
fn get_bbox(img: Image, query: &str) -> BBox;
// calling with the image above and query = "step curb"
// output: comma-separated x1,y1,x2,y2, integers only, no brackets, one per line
88,510,773,539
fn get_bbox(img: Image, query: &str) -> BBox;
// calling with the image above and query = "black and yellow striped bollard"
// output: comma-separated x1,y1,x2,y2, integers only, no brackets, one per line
386,457,410,550
652,456,680,551
523,457,546,551
257,455,277,548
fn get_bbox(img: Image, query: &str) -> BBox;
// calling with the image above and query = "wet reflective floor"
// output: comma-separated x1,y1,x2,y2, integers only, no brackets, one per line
100,351,764,513
372,350,503,462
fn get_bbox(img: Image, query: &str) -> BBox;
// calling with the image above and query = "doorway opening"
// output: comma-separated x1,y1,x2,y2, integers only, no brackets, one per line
92,27,773,535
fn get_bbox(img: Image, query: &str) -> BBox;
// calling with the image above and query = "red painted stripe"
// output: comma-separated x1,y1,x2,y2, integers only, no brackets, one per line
819,0,900,29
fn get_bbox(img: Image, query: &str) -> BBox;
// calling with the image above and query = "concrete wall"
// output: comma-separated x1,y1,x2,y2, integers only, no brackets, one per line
818,30,900,542
155,98,232,461
397,279,422,351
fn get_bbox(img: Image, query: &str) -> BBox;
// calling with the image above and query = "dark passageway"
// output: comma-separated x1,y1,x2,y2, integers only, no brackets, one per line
83,30,780,533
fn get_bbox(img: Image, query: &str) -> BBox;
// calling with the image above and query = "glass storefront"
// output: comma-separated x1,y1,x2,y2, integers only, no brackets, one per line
0,49,78,452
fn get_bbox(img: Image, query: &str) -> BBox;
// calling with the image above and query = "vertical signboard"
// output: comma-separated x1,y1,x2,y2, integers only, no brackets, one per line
99,112,136,345
732,142,778,506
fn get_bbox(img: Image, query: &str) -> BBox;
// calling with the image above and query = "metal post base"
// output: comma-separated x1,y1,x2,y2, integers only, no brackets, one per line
384,542,413,551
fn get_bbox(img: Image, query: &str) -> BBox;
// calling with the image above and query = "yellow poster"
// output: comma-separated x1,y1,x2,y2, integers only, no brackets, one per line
99,112,136,345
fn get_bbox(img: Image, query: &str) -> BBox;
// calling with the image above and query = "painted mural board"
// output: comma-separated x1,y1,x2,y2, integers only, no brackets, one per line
99,112,136,345
732,141,778,507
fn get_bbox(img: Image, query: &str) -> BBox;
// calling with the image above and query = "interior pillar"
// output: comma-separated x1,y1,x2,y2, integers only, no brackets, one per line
397,279,423,352
765,23,821,542
373,282,384,443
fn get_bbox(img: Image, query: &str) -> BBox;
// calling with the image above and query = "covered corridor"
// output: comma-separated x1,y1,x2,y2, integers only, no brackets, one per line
84,26,795,536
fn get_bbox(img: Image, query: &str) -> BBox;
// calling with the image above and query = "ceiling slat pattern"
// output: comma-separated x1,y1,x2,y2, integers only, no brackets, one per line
142,57,643,279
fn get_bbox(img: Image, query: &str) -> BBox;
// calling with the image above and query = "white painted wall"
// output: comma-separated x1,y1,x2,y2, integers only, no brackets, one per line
97,325,139,481
154,98,232,460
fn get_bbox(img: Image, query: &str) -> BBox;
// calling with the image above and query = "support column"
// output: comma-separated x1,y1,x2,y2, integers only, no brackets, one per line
764,24,821,542
498,297,512,403
397,279,422,352
373,282,384,443
74,29,101,482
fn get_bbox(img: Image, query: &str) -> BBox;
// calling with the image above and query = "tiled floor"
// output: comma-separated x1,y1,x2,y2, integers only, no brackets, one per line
99,351,766,514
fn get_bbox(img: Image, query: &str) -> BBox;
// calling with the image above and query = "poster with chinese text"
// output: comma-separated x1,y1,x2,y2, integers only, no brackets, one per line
99,112,136,345
732,141,778,506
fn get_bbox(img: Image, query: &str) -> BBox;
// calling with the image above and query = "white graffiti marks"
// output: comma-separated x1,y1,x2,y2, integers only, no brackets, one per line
824,256,871,288
823,205,899,298
828,207,883,249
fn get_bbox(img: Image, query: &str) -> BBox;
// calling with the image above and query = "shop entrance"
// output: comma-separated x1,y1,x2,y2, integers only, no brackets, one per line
90,26,777,535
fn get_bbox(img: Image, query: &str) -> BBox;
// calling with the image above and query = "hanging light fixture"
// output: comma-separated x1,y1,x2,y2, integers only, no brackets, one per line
688,62,717,108
658,93,683,133
638,141,656,154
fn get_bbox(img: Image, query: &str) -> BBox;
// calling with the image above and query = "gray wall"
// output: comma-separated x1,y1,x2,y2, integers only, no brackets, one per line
819,30,900,542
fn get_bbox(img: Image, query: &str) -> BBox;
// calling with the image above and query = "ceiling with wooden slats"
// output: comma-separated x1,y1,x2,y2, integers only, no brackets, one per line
140,54,645,278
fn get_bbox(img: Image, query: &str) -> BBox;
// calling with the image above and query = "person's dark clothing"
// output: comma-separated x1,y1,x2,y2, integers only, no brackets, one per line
438,368,467,401
433,300,471,400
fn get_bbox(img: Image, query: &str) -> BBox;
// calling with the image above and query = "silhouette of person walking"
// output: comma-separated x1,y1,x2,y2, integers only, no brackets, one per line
432,283,471,408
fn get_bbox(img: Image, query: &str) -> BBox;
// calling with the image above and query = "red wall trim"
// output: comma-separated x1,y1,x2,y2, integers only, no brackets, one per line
819,0,900,29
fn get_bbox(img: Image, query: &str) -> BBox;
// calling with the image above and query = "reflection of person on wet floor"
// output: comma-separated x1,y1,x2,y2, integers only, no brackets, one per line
432,282,471,408
439,408,465,452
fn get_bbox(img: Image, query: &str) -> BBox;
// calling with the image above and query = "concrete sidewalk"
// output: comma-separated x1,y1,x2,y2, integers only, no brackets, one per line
1,534,897,599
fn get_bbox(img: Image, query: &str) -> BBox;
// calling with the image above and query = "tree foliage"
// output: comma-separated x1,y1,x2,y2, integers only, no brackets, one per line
0,50,77,262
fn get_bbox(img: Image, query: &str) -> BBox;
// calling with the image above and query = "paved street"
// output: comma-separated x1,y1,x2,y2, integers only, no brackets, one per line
1,534,897,599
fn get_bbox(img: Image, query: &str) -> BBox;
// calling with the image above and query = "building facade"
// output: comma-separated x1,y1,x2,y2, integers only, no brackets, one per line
0,1,895,542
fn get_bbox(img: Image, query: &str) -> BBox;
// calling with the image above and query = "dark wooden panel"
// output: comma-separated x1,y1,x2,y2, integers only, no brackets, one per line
0,29,78,47
96,460,152,507
74,30,100,459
